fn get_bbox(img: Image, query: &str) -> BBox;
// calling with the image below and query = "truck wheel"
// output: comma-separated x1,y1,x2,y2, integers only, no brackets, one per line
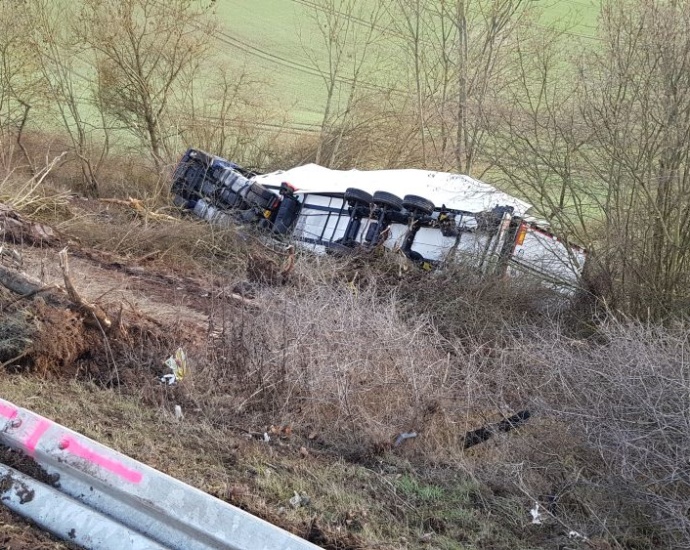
373,191,403,211
403,194,435,216
344,187,373,206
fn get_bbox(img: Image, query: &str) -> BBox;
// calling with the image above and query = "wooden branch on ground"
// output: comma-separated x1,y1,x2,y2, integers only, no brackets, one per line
0,349,32,370
0,264,45,296
100,197,177,222
0,203,58,246
58,248,111,329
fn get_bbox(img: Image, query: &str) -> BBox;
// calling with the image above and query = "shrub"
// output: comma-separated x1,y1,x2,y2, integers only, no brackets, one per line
461,318,690,548
194,282,458,454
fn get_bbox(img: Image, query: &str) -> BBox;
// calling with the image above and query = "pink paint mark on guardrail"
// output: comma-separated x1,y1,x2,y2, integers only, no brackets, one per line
60,436,143,484
25,420,51,456
0,403,18,420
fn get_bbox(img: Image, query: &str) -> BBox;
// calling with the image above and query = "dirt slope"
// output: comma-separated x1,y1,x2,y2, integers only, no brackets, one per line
0,202,219,548
0,199,599,550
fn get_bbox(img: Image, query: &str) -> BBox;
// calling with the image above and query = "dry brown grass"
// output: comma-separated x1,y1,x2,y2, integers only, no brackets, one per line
432,317,690,549
193,280,473,458
0,376,507,550
56,200,249,278
169,251,690,548
1,131,172,202
2,146,689,548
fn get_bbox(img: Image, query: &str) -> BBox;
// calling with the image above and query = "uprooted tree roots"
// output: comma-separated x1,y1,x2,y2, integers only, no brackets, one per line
0,250,180,385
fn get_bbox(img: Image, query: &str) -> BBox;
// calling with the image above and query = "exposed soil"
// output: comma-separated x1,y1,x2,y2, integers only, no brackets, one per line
0,240,220,385
0,207,219,548
0,503,78,550
0,445,59,487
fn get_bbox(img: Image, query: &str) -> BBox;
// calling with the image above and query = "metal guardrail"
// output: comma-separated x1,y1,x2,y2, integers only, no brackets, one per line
0,398,320,550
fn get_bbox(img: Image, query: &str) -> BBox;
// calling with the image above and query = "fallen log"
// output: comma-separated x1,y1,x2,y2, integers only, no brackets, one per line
0,202,58,246
463,410,531,449
0,263,45,297
0,249,111,331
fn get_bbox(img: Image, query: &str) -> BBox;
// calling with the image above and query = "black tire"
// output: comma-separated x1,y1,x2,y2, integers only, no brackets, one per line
344,187,373,206
373,190,403,211
403,194,435,216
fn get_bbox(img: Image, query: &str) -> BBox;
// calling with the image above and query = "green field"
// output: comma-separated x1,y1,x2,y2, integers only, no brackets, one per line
16,0,604,146
213,1,329,125
10,0,604,163
214,0,602,126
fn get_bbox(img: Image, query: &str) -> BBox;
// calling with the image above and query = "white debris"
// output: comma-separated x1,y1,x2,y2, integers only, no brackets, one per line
394,431,418,447
289,491,310,508
263,432,270,443
568,530,587,540
174,405,183,420
530,502,543,525
161,348,187,385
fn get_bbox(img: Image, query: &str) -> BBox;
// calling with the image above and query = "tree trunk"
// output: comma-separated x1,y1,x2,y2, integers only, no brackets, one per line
455,0,468,174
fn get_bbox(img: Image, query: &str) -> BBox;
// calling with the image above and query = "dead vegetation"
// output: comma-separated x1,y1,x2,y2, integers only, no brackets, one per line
0,188,689,549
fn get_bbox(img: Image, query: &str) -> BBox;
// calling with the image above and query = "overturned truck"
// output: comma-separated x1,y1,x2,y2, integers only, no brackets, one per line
171,148,586,291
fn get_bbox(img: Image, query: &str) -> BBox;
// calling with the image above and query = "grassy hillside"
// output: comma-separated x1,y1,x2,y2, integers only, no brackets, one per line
214,1,328,124
215,0,602,125
5,0,605,163
1,183,688,549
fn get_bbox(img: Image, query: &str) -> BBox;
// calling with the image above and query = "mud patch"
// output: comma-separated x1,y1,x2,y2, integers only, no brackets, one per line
0,445,60,487
0,504,79,550
10,477,36,504
0,443,75,549
30,301,96,378
1,291,193,391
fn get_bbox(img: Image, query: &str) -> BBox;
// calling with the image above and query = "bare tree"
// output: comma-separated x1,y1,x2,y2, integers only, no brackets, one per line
390,0,532,174
0,3,42,169
581,0,690,316
389,0,441,167
493,0,690,318
170,61,281,170
76,0,217,170
28,0,110,195
447,0,532,175
300,0,390,167
490,26,592,237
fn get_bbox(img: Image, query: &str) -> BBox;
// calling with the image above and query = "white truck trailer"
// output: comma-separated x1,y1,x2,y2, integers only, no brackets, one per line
170,148,586,291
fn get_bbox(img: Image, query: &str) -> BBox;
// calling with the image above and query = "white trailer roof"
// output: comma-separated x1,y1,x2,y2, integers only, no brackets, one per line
254,163,532,216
